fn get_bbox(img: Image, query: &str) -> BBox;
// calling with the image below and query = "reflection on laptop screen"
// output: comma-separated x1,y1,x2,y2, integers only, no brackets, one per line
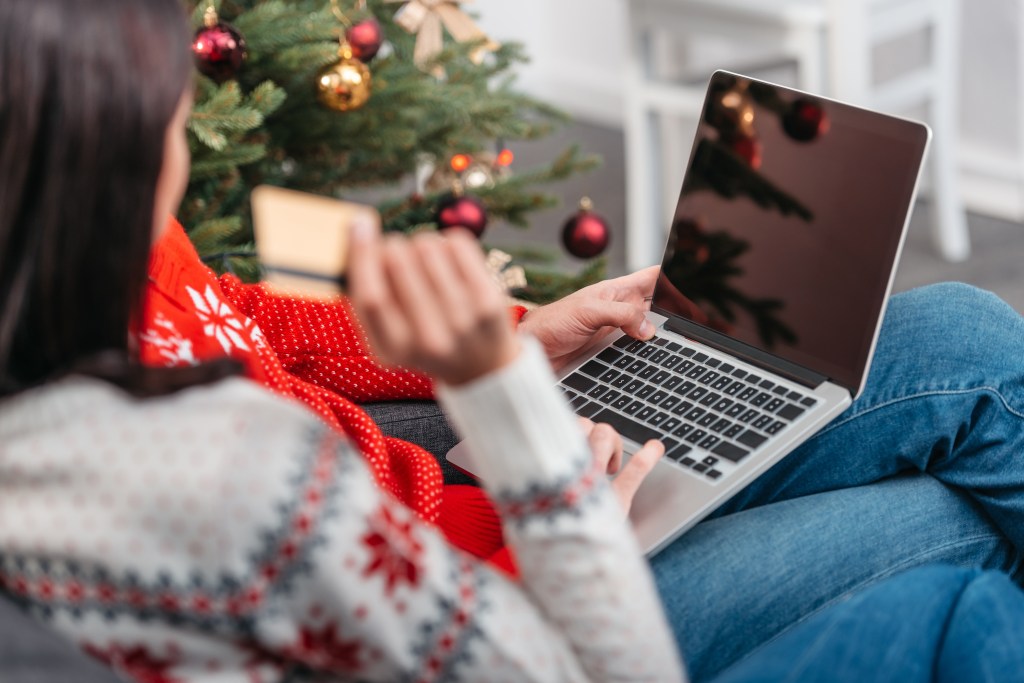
652,72,928,392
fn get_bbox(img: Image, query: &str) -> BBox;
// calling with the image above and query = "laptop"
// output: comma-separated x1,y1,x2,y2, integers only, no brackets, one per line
448,71,929,556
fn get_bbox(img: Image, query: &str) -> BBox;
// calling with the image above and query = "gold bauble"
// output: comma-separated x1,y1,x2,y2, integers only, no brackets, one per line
317,43,372,112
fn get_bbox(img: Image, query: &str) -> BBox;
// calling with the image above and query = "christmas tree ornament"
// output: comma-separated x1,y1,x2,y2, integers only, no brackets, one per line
484,249,528,295
385,0,499,72
316,40,372,112
561,197,611,259
706,82,755,140
435,182,488,237
191,5,248,83
730,133,763,169
495,147,515,167
346,17,384,61
783,97,830,142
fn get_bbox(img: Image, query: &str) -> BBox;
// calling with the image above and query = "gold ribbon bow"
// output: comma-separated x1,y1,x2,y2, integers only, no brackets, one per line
385,0,498,71
485,249,527,295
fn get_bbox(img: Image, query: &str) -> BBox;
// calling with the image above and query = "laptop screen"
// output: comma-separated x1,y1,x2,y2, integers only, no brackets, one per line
652,72,928,393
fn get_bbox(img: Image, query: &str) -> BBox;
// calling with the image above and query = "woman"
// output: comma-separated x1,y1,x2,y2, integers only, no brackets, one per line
3,1,1024,682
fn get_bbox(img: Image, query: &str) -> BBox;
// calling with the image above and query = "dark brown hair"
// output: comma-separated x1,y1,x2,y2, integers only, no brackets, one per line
0,0,237,396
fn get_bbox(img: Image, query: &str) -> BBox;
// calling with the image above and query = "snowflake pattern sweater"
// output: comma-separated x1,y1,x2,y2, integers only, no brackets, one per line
140,220,519,561
0,339,685,682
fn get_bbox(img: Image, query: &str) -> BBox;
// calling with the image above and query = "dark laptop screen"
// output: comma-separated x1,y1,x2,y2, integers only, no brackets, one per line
652,72,929,393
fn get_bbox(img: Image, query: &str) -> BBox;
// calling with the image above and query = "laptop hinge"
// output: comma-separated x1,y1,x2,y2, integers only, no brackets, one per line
664,318,829,390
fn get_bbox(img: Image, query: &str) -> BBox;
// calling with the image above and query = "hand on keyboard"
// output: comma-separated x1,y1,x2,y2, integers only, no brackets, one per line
579,417,664,515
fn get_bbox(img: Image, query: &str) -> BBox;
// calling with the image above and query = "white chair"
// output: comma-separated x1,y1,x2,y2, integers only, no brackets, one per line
622,0,968,270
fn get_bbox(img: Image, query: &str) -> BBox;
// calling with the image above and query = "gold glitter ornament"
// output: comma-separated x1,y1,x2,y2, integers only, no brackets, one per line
316,40,372,112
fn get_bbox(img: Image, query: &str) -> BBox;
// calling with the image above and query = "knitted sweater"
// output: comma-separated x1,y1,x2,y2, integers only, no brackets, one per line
141,220,519,561
0,340,685,682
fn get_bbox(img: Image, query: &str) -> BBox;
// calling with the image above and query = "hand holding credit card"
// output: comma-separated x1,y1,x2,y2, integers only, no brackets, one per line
251,185,378,298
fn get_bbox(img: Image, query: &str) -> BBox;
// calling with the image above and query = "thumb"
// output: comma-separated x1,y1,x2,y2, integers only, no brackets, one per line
589,300,655,341
612,440,664,514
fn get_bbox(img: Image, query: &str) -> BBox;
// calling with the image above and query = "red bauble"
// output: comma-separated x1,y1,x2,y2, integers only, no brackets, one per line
561,204,611,259
346,18,384,61
730,134,763,169
436,193,488,238
192,22,247,82
783,98,830,142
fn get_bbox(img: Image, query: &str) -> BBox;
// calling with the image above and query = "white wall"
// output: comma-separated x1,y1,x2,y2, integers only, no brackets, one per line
474,0,1024,221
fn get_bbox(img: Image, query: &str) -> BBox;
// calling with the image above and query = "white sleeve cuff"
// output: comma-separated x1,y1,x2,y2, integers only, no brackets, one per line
436,335,589,491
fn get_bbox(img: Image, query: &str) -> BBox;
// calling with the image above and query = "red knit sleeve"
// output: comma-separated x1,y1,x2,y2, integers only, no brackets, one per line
217,275,436,402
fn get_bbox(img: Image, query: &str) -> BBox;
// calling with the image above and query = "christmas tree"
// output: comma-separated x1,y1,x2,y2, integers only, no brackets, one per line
182,0,606,303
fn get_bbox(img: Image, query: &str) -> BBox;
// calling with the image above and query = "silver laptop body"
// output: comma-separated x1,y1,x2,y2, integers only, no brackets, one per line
448,71,930,556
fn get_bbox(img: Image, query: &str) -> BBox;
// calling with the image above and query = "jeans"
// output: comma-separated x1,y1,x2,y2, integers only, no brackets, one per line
711,565,1024,683
369,282,1024,681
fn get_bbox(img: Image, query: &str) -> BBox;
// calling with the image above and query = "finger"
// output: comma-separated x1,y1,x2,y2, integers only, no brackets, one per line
577,299,655,341
446,230,506,316
414,232,473,332
577,417,595,436
588,422,624,474
611,266,660,303
347,221,408,361
382,235,450,359
612,440,664,513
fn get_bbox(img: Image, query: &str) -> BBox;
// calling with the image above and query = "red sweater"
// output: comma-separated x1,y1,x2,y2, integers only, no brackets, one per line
141,219,520,565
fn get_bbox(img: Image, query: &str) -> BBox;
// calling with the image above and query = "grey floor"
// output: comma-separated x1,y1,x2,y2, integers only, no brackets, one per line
491,120,1024,314
5,121,1024,683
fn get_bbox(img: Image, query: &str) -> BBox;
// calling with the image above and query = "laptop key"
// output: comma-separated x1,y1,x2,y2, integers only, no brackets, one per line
685,407,706,421
725,403,745,418
561,373,596,393
636,385,656,400
765,398,785,413
693,352,709,363
739,409,759,423
698,370,720,385
612,395,632,410
712,376,733,391
636,406,656,421
578,401,602,419
671,400,693,416
697,413,717,428
599,368,620,383
666,341,683,353
650,349,670,364
699,392,720,407
738,387,758,401
627,360,647,374
662,417,682,432
711,418,731,433
680,360,696,372
777,404,806,421
737,430,768,449
638,345,657,359
753,415,773,430
599,390,621,405
587,385,609,400
686,366,707,380
758,379,775,391
624,401,644,415
626,340,646,353
706,469,723,480
693,463,709,473
685,428,708,444
651,371,671,385
651,337,669,347
661,376,683,391
700,435,721,450
613,336,634,349
680,456,697,467
675,380,697,396
687,387,709,401
801,396,818,407
766,420,787,435
579,360,607,378
724,424,743,438
673,423,695,438
625,380,644,394
614,355,633,369
661,356,683,370
648,411,669,427
597,347,622,364
713,397,734,412
706,358,721,368
720,363,735,374
773,386,788,396
712,441,752,463
665,443,692,462
612,374,631,388
660,395,680,411
650,390,669,404
590,409,662,446
751,392,772,407
703,456,718,467
638,365,658,380
681,347,696,357
570,394,588,410
724,381,744,396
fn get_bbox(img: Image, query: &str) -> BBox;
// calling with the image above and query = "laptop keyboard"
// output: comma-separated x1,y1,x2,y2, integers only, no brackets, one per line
558,335,818,482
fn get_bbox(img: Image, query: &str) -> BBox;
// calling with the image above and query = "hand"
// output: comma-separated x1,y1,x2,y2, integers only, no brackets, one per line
348,223,520,386
579,417,664,515
518,266,660,373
